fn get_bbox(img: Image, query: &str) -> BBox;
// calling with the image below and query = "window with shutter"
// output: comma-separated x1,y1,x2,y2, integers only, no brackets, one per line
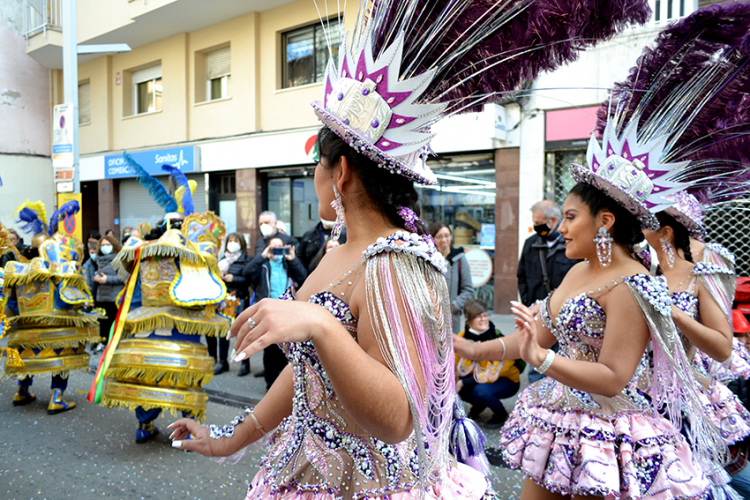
206,47,230,101
79,82,91,125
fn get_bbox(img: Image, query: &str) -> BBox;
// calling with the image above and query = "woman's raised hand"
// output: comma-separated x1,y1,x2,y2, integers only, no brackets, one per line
229,298,340,362
511,301,546,369
168,419,213,456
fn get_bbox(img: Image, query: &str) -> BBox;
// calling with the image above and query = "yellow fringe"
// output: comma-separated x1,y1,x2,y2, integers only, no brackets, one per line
4,270,51,287
13,313,99,328
1,347,25,368
99,396,205,421
124,315,229,338
105,366,212,389
12,337,104,351
2,366,85,382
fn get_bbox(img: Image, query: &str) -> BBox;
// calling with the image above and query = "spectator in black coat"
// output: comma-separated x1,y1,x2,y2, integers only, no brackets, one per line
92,236,125,352
0,229,25,267
243,236,307,389
297,220,346,270
517,200,577,306
254,211,298,258
212,233,251,376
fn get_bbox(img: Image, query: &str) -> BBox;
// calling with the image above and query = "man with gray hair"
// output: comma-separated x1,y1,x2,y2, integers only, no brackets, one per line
517,200,577,306
254,210,298,258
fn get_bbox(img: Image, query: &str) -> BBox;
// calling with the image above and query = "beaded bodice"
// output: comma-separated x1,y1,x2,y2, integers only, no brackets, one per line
528,276,653,418
260,287,420,500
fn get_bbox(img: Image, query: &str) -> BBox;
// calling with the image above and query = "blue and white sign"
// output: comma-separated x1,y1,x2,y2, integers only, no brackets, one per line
104,146,198,179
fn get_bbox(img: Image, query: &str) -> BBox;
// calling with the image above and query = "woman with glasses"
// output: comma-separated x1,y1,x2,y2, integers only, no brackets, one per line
430,222,474,334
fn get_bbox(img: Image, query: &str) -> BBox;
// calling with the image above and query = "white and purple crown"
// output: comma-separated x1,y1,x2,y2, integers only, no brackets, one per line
570,119,691,231
311,30,445,185
664,191,705,239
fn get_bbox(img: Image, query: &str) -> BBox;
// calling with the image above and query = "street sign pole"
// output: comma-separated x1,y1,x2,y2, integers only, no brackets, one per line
61,0,79,194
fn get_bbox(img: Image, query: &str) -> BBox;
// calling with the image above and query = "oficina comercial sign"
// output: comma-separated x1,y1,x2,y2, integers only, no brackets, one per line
104,146,198,179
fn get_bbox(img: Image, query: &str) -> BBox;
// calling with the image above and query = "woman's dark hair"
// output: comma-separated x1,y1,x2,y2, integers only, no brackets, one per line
316,127,428,234
225,232,247,254
308,237,340,272
463,298,489,325
567,183,645,255
655,212,693,263
429,221,450,238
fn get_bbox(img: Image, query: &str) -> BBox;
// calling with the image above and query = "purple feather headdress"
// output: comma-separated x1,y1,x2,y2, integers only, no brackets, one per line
584,2,750,233
312,0,651,184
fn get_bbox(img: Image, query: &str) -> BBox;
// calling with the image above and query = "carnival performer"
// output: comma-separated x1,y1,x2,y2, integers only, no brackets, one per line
88,159,231,443
3,201,102,414
688,233,750,382
168,1,651,498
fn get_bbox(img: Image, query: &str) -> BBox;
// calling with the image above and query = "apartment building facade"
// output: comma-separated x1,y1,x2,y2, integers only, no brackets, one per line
14,0,731,312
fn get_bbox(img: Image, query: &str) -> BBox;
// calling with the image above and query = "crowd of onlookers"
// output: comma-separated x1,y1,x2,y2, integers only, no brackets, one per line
0,200,580,428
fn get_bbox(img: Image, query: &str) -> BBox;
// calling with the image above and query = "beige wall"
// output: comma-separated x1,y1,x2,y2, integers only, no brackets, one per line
77,0,357,155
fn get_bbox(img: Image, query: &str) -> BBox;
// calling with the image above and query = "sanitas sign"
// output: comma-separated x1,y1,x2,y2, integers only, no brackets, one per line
104,146,198,179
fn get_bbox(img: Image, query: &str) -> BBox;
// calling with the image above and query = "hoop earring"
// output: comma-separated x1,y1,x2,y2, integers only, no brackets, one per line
660,238,675,269
594,226,612,268
330,185,345,242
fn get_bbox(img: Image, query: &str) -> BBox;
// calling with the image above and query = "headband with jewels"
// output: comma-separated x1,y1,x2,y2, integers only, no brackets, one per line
310,1,650,186
584,3,750,235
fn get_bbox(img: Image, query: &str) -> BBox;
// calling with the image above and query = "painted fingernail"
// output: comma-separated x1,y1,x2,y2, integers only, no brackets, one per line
167,422,176,429
510,300,520,306
524,322,531,327
229,349,236,360
172,441,182,449
510,307,519,314
169,431,176,439
234,352,247,362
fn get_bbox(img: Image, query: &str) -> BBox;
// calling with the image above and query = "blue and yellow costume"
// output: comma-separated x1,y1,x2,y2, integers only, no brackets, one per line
3,202,102,413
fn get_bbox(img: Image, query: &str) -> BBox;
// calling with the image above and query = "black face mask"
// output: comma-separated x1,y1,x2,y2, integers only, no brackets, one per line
533,223,551,237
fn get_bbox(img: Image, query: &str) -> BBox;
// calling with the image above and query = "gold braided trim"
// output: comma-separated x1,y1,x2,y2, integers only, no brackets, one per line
11,311,100,328
101,381,207,420
4,353,90,377
123,309,230,338
6,325,103,350
104,339,213,388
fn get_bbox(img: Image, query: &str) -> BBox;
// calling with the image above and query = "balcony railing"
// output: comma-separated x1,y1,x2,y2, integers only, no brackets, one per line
23,0,62,40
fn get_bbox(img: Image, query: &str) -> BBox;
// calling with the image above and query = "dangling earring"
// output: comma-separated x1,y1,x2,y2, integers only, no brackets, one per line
660,238,675,269
594,226,612,268
330,185,345,242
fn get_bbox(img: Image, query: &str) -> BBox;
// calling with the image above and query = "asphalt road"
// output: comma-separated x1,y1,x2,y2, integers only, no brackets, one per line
1,315,526,500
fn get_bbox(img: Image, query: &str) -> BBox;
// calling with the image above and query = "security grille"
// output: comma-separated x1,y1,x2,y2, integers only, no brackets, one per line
545,149,587,207
704,201,750,276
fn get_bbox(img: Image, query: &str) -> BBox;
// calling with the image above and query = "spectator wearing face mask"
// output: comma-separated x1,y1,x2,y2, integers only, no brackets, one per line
243,236,307,389
91,236,125,353
212,233,251,376
297,219,347,271
253,211,297,258
82,241,99,299
517,200,577,307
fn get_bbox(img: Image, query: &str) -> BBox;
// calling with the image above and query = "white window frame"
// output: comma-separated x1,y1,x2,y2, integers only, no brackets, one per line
206,47,231,101
132,65,162,116
648,0,698,26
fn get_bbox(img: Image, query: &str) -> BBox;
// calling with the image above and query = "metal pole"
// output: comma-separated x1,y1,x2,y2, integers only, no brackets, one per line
61,0,79,194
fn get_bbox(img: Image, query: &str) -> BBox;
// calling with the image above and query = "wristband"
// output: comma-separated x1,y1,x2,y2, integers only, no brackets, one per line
498,337,506,362
536,349,555,374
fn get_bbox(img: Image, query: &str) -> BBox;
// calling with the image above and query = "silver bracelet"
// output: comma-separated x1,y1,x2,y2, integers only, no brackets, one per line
498,337,506,362
536,349,555,374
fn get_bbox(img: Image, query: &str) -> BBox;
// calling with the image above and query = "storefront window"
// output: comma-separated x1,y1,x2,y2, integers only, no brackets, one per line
262,167,319,239
417,153,496,307
545,149,586,207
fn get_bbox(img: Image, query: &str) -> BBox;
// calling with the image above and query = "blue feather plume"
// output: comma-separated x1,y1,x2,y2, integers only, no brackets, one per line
124,152,178,213
161,165,194,215
48,200,80,235
16,208,48,236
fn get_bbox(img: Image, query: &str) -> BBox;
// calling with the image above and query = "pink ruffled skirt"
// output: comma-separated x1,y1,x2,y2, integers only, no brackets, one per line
697,376,750,446
499,388,710,499
244,463,488,500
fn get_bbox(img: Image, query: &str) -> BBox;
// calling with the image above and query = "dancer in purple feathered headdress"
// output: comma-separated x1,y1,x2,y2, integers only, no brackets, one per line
167,1,654,499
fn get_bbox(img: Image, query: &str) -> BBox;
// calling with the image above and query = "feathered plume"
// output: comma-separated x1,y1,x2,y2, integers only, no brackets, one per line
596,2,750,204
365,0,651,111
48,200,80,236
124,153,178,213
13,201,48,236
161,165,194,215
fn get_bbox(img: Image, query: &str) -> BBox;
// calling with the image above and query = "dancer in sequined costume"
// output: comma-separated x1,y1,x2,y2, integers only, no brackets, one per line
168,1,653,497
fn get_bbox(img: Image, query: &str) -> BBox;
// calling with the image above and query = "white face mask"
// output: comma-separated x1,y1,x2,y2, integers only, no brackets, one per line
320,218,335,229
100,245,113,255
260,223,274,238
226,242,241,254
